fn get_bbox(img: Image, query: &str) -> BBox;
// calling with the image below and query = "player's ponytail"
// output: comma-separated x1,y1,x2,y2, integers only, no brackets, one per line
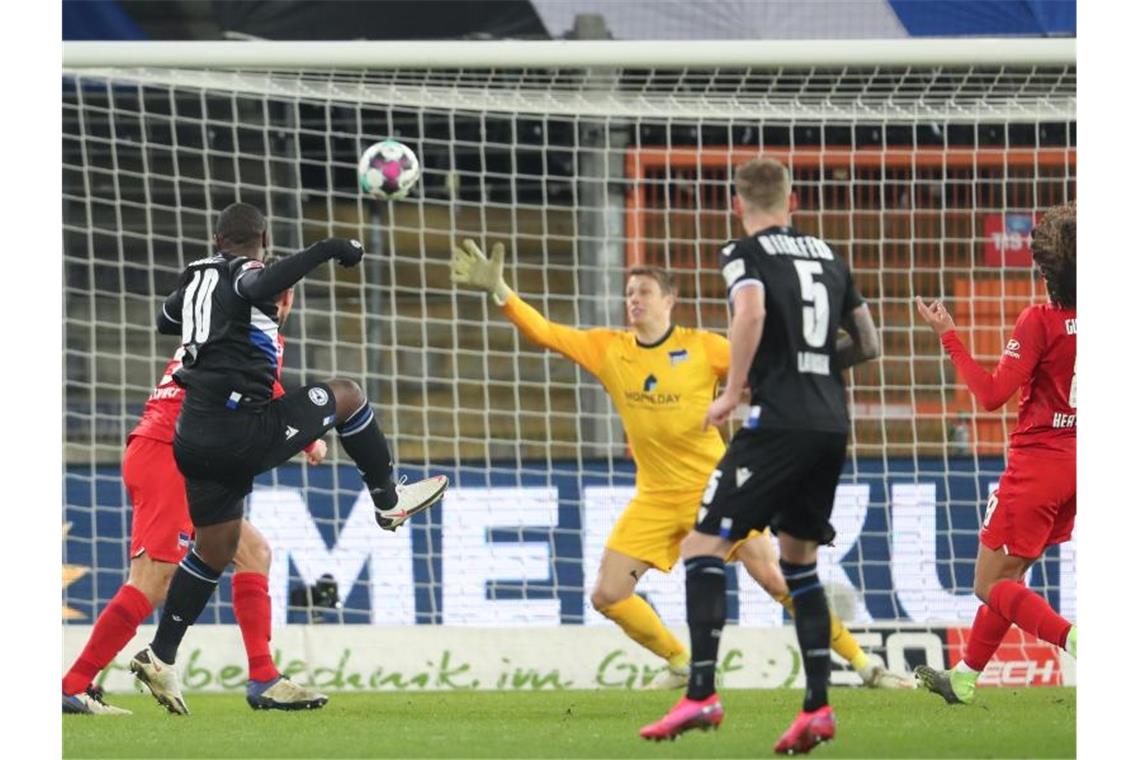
1031,202,1076,310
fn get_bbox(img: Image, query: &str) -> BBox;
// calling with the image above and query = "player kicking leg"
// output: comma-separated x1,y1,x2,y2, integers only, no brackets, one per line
733,531,914,689
131,378,446,715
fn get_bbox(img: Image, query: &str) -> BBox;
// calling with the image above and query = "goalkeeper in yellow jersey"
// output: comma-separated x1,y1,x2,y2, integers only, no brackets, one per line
451,240,912,690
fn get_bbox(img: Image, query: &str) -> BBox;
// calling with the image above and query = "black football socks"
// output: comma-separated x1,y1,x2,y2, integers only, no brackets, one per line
336,400,398,511
780,559,831,712
149,549,221,665
684,555,727,701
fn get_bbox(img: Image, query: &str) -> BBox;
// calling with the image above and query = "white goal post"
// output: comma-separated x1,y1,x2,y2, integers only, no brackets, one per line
61,39,1076,689
64,38,1075,68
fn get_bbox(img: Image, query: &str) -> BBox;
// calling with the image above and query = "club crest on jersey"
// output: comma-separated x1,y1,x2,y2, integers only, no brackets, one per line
643,374,658,392
668,349,688,366
308,387,330,406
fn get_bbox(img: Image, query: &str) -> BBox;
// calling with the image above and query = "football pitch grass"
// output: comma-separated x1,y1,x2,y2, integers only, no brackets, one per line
64,687,1075,759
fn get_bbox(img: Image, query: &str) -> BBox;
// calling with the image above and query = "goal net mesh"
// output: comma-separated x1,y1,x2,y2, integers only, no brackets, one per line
62,58,1075,676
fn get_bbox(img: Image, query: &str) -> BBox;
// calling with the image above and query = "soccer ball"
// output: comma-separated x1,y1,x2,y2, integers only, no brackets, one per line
357,139,421,200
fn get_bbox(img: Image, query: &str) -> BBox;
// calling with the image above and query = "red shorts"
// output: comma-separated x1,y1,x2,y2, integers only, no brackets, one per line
123,435,193,564
979,448,1076,559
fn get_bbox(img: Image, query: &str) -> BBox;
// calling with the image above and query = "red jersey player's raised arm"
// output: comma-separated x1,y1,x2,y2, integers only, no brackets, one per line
916,201,1076,457
940,307,1045,412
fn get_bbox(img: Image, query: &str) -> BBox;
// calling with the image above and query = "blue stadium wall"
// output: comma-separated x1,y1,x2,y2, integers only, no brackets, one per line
63,457,1069,625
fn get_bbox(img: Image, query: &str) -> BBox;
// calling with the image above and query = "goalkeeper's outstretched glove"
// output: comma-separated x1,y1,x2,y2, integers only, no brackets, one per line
449,239,513,305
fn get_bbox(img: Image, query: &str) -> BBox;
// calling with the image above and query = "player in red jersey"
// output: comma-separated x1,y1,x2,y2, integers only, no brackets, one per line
63,274,329,715
913,202,1076,705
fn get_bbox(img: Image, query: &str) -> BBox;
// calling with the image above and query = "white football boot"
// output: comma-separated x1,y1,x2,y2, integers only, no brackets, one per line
246,675,329,710
859,663,917,689
129,646,190,715
62,685,131,715
375,474,449,531
641,661,691,690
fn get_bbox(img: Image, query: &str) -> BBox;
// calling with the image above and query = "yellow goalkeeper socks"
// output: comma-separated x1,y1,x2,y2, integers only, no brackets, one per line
777,591,868,670
599,594,687,663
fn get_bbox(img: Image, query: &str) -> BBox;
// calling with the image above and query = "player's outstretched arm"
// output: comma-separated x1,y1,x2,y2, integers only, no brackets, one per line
835,304,880,370
915,295,1034,411
450,239,610,374
236,238,364,301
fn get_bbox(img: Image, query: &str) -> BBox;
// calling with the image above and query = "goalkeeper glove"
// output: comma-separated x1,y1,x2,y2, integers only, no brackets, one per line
450,239,513,305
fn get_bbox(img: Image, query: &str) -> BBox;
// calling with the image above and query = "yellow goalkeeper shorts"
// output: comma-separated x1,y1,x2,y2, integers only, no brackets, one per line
604,491,771,572
605,490,704,572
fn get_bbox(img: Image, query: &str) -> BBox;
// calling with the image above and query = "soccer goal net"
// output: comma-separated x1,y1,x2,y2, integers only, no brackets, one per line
62,39,1075,688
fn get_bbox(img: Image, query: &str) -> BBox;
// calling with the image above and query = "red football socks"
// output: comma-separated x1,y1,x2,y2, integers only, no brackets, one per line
987,579,1071,650
963,602,1014,671
62,584,152,696
232,572,279,682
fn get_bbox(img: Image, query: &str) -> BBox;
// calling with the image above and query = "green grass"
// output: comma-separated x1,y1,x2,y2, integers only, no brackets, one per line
64,687,1075,759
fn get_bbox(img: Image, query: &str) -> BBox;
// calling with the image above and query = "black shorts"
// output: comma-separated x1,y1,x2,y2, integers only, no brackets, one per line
694,427,848,545
173,383,338,526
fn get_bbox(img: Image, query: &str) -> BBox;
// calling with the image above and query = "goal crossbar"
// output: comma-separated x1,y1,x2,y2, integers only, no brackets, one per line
62,38,1075,70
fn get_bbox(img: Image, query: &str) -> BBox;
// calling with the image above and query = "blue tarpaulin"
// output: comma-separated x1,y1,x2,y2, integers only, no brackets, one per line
890,0,1075,37
62,0,146,41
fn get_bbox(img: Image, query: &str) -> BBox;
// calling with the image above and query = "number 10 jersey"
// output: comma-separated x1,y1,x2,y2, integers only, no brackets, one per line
159,252,282,410
718,225,865,433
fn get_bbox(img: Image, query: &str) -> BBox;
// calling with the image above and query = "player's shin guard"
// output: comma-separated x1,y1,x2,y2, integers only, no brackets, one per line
781,559,831,712
986,579,1072,650
63,584,152,695
150,550,221,665
232,572,278,683
336,400,398,510
684,556,726,701
963,601,1014,671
